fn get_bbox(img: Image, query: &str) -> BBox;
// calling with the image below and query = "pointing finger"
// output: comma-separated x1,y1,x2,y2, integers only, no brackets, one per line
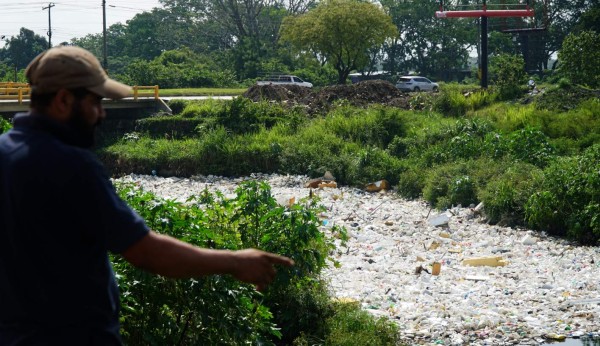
265,253,294,266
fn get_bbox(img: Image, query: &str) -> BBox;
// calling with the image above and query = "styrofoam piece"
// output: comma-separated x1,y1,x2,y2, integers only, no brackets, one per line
428,212,450,227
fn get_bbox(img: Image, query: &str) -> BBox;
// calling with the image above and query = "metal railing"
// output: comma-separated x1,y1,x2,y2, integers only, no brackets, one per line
132,85,160,100
0,83,31,104
0,83,160,104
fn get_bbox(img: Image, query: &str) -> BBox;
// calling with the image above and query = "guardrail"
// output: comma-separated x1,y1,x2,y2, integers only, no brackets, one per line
132,85,159,100
0,84,160,104
0,83,30,104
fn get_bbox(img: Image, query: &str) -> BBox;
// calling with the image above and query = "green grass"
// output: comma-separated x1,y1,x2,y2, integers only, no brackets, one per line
100,86,600,245
159,87,248,97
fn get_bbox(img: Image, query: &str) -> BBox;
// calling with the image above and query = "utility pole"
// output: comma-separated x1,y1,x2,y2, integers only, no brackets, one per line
481,0,488,88
42,3,55,49
102,0,108,70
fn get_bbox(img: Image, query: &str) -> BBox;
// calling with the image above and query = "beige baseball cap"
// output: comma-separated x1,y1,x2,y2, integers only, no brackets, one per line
25,46,131,99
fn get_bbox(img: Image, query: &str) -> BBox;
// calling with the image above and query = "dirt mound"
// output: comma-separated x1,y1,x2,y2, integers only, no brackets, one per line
243,80,411,113
244,84,311,103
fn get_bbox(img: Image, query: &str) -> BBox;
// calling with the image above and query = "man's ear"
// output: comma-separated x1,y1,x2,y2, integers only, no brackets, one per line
47,89,74,121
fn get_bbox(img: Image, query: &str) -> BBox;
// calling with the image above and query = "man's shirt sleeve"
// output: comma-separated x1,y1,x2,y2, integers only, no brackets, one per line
72,152,150,254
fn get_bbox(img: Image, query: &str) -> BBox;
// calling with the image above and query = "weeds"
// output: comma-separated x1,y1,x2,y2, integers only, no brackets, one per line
101,91,600,244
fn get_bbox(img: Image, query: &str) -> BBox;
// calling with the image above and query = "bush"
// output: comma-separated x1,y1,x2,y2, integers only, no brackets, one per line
135,116,204,139
278,126,352,181
396,161,426,199
270,278,334,345
1,117,12,133
558,77,572,89
433,89,468,117
433,89,495,117
325,106,406,148
478,162,541,225
180,100,223,119
215,97,301,134
558,31,600,88
525,144,600,243
322,302,399,346
122,49,239,88
423,161,478,210
166,99,188,115
114,181,348,344
346,146,403,186
402,118,495,167
490,54,527,100
507,127,555,167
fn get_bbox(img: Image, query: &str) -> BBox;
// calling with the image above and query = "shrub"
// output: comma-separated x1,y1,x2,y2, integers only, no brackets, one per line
423,161,478,210
478,162,541,225
322,302,400,346
113,185,276,345
279,127,352,181
433,89,495,117
558,31,600,88
490,53,527,100
114,181,348,344
270,278,334,345
396,160,426,199
407,118,495,166
507,127,555,167
325,106,406,148
386,135,410,158
166,99,188,115
525,144,600,243
346,146,403,186
433,89,468,117
558,77,572,89
1,117,11,133
482,132,510,159
214,97,300,134
135,116,204,139
180,99,224,118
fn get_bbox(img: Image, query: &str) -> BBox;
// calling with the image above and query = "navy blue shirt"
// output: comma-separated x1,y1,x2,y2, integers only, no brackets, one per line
0,113,149,345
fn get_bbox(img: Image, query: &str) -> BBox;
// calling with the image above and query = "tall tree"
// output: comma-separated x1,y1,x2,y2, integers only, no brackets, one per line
280,0,397,84
0,28,48,70
558,30,600,87
380,0,475,80
529,0,599,71
160,0,316,78
573,4,600,33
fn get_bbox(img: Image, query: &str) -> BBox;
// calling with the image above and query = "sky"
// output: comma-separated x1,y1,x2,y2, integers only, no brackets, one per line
0,0,163,48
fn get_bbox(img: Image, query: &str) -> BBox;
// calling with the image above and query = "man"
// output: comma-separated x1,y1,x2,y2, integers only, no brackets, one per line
0,46,293,345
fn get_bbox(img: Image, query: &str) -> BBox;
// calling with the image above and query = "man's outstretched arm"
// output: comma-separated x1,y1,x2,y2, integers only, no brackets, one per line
122,231,294,291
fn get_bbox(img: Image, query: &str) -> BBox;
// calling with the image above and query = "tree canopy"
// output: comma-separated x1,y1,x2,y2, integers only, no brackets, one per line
558,30,600,88
380,0,475,80
1,0,597,85
280,0,397,84
0,28,48,70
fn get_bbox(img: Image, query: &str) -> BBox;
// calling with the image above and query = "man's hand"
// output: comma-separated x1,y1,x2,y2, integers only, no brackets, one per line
123,231,294,291
231,249,294,291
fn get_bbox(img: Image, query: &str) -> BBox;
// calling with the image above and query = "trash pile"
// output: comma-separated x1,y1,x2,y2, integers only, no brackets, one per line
115,173,600,346
243,80,412,114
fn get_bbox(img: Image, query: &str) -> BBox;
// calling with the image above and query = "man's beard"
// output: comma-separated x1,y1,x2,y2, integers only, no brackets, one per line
65,101,101,148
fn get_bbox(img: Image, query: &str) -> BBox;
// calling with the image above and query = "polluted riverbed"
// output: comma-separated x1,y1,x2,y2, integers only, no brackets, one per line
115,173,600,346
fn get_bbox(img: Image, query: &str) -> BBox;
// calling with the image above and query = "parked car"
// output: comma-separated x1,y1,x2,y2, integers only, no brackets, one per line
256,75,313,88
395,76,439,92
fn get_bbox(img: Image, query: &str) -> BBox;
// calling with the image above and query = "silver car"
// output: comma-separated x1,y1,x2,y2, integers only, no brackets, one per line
395,76,439,92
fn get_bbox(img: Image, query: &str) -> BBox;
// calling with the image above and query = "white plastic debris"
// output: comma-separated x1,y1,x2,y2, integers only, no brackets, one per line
115,174,600,345
428,212,451,227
